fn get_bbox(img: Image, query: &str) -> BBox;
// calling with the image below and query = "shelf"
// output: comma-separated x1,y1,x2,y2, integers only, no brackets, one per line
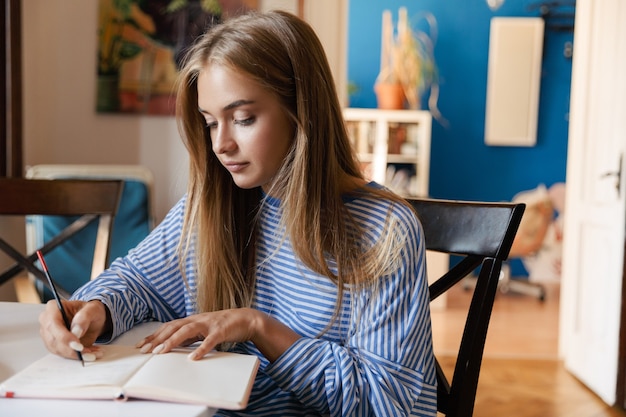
343,108,432,197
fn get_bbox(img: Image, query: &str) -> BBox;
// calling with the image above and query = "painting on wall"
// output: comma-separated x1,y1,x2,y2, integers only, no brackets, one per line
96,0,258,115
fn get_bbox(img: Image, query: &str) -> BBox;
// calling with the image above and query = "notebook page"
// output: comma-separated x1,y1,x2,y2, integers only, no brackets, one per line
123,349,259,410
0,345,151,399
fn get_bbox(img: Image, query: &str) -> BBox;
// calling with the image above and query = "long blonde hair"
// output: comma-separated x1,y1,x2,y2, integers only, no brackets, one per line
175,10,409,316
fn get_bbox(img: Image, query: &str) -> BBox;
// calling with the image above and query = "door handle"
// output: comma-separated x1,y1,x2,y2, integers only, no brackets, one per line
601,153,622,198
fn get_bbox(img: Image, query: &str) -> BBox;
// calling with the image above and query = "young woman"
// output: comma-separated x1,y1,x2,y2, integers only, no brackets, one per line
39,10,437,416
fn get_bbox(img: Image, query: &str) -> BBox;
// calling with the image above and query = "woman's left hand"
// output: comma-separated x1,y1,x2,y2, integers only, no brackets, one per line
136,308,300,362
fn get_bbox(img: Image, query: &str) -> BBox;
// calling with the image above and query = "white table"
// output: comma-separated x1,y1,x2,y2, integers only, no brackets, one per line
0,301,215,417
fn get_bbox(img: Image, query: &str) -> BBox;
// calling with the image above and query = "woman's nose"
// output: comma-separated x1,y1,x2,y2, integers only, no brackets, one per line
211,126,236,154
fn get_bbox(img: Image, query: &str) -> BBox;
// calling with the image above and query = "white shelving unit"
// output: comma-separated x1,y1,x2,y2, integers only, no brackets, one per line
343,108,432,197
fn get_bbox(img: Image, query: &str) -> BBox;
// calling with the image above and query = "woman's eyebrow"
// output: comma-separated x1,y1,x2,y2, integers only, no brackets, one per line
198,99,256,115
223,99,255,111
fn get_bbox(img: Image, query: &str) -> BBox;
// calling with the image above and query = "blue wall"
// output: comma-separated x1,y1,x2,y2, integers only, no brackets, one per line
347,0,574,276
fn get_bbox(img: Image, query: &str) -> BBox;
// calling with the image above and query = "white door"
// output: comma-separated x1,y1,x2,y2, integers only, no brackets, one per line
559,0,626,405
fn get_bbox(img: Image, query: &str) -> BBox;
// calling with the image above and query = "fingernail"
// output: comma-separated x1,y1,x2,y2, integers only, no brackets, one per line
69,341,84,351
71,325,84,338
188,351,197,360
82,353,97,362
140,343,152,354
152,344,164,354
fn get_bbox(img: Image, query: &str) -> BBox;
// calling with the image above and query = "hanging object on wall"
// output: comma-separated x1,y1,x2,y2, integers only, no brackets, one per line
486,0,505,11
485,17,545,146
95,0,258,115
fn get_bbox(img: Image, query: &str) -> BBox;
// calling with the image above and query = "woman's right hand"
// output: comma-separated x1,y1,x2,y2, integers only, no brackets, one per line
39,300,111,361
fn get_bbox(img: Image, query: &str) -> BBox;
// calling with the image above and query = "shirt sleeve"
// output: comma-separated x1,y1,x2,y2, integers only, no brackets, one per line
263,205,438,416
71,196,195,341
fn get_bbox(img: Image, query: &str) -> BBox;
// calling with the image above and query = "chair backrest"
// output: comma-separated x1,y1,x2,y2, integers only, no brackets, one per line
25,164,154,300
408,198,525,417
0,178,124,299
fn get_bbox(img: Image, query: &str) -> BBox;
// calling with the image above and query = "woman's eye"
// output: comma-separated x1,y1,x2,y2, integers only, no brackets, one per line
205,121,217,130
234,116,255,126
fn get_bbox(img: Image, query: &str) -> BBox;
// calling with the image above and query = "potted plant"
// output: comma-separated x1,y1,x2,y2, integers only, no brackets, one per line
375,7,439,113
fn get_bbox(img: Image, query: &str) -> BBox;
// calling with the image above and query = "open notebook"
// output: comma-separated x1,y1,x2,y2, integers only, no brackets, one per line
0,345,259,410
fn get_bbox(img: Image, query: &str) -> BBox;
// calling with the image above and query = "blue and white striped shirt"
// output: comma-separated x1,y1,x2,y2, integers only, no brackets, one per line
73,189,437,416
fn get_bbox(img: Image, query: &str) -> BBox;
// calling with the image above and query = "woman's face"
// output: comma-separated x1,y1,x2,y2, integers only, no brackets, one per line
197,64,294,192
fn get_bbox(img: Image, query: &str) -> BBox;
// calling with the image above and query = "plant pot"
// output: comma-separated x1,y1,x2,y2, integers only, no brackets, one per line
374,82,405,110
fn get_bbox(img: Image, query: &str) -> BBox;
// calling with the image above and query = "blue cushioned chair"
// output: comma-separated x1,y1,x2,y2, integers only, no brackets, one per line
25,165,154,301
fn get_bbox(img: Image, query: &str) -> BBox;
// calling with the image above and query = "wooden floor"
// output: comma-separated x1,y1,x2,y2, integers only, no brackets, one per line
431,281,626,417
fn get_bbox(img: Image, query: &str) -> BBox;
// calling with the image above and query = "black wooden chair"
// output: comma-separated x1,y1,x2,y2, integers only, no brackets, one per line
408,198,525,417
0,178,124,300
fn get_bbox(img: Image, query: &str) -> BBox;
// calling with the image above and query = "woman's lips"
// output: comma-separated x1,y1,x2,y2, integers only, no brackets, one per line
222,161,249,173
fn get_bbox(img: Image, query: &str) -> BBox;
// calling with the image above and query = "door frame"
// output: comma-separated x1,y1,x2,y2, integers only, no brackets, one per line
1,0,24,178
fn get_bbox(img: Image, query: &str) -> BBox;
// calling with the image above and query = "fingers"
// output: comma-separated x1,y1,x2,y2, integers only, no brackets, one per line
137,319,212,356
39,299,108,361
67,341,104,362
39,300,84,360
135,311,247,358
188,337,219,361
134,309,279,361
70,300,109,345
